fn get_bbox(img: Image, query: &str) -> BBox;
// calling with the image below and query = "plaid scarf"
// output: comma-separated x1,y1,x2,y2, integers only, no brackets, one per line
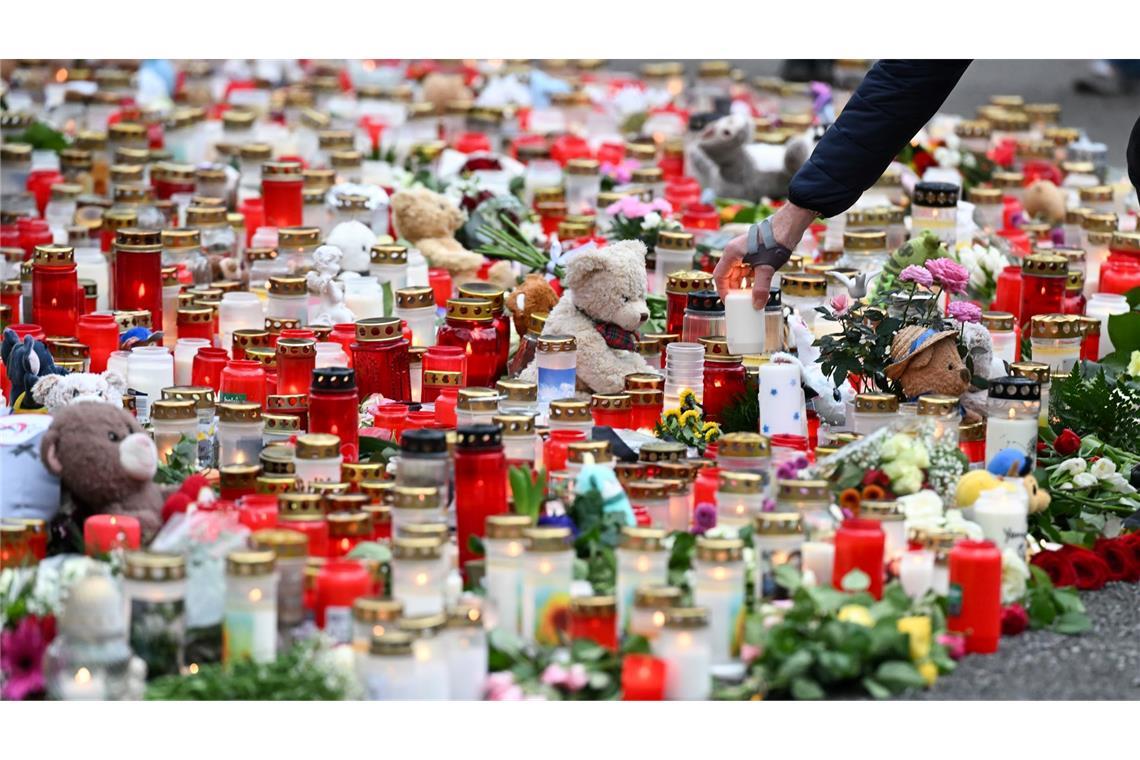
594,321,640,352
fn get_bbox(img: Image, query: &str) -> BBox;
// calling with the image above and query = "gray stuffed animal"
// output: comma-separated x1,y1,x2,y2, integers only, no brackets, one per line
688,113,812,202
959,321,995,422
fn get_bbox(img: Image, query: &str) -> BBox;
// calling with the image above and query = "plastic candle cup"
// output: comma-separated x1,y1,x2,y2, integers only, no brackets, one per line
31,245,79,339
293,433,343,487
666,271,713,336
216,402,264,467
456,387,501,428
521,527,573,645
899,548,935,600
628,389,665,430
590,392,632,429
394,286,437,348
911,182,960,248
615,527,668,633
218,292,265,354
547,398,593,437
359,631,419,700
83,514,142,555
315,559,373,644
852,393,900,436
391,537,448,617
495,414,540,466
536,334,578,412
1018,253,1068,329
801,539,836,588
223,550,279,664
630,584,683,642
443,602,489,700
482,514,531,635
1029,314,1082,374
344,277,384,320
150,399,199,466
454,425,508,574
278,493,329,557
248,528,309,629
947,539,1003,654
112,228,164,330
681,290,725,344
859,499,908,561
569,595,618,651
274,337,316,396
266,276,308,322
654,606,712,701
352,317,412,402
219,359,267,407
127,345,174,423
651,471,694,531
692,537,745,671
715,472,766,532
1076,316,1100,362
702,353,747,423
74,246,111,312
653,231,696,296
833,518,886,599
724,288,764,355
351,597,404,654
76,313,120,373
972,483,1029,559
397,612,451,700
120,551,187,678
982,311,1017,370
753,512,804,601
1081,214,1116,292
369,244,409,296
308,367,360,458
260,161,303,228
984,376,1041,469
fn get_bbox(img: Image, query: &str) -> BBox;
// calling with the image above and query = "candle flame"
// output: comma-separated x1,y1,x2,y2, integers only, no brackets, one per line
75,667,91,684
372,624,386,637
712,566,728,581
414,572,429,586
248,588,262,602
188,663,199,674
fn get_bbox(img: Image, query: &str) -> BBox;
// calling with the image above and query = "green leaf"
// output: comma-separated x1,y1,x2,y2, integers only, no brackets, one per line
874,660,927,692
861,676,892,700
775,649,813,682
1124,286,1140,310
840,568,871,592
1053,611,1091,635
772,563,804,593
790,676,825,700
467,534,485,557
1107,311,1140,357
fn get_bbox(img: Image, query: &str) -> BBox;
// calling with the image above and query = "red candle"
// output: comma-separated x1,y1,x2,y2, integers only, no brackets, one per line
681,202,720,232
543,429,586,471
310,367,360,459
219,464,259,501
237,494,279,531
192,347,230,392
177,307,215,343
76,313,120,373
314,559,372,635
958,420,986,468
112,228,164,331
436,298,499,388
428,268,453,307
16,519,48,561
231,328,271,361
628,389,664,430
275,337,316,397
833,518,885,599
329,323,357,367
693,466,721,508
261,161,304,228
1079,317,1100,362
352,318,411,402
1018,253,1067,329
568,596,618,651
278,505,329,558
220,359,267,406
457,282,510,379
31,245,79,339
1,279,20,324
326,512,372,559
83,514,142,555
621,654,666,700
267,393,309,431
702,356,747,423
19,218,52,258
454,424,508,574
434,387,458,427
947,539,1002,654
423,345,467,400
590,393,633,429
991,265,1022,319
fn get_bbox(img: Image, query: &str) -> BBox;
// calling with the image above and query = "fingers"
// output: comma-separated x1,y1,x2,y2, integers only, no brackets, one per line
713,234,747,299
752,265,775,310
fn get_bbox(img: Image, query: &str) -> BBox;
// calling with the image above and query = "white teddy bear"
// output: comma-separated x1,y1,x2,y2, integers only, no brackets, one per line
31,370,127,414
324,220,377,274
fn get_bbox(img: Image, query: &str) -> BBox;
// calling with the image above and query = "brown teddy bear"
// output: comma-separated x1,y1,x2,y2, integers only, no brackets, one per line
390,187,515,289
885,325,970,399
40,402,165,541
421,72,473,114
1022,180,1067,225
505,273,560,339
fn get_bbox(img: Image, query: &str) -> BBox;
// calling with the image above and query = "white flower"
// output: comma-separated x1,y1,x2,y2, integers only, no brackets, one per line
1000,548,1029,604
1090,458,1118,479
944,510,984,540
1072,472,1098,489
1056,458,1087,477
640,212,662,230
1102,472,1136,493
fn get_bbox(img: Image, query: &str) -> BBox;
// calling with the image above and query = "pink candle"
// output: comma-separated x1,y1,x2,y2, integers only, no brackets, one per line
83,514,142,555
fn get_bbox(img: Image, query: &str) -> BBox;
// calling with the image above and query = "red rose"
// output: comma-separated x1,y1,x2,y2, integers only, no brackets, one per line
1031,549,1077,587
1058,545,1110,590
1001,603,1029,636
1093,538,1135,582
1106,534,1140,582
1053,428,1081,457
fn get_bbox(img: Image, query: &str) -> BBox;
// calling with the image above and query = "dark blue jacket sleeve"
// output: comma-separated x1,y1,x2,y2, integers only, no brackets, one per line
788,60,972,218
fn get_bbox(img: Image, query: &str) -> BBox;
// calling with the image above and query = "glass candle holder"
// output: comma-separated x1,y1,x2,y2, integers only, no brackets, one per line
150,399,199,466
1029,314,1081,374
219,359,266,407
568,596,618,651
217,402,264,467
666,271,712,337
833,518,885,599
715,472,766,532
839,230,889,274
852,393,900,436
682,290,725,344
497,378,539,417
127,345,174,424
776,478,835,539
266,276,308,322
249,528,309,630
455,425,508,574
911,182,959,248
315,560,373,643
982,311,1017,372
276,227,321,274
261,161,304,228
306,366,359,457
394,287,437,348
122,552,187,679
433,298,497,388
352,597,404,653
654,607,712,700
369,244,409,298
972,484,1029,560
629,584,682,642
293,433,343,486
985,376,1041,469
274,337,316,397
521,527,573,645
496,414,540,466
223,550,279,664
778,273,827,335
278,493,329,557
327,512,373,559
1019,253,1067,329
1077,316,1100,362
628,388,665,430
359,632,420,700
77,313,120,373
32,245,79,339
483,514,531,636
112,229,164,329
753,512,804,601
564,158,602,214
457,282,510,379
693,537,745,668
352,317,412,403
391,536,447,616
653,231,696,296
702,354,747,423
615,527,668,633
590,392,632,429
537,335,578,411
443,602,489,699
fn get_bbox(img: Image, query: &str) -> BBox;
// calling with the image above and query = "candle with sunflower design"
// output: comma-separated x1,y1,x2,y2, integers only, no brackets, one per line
521,527,573,646
693,537,746,671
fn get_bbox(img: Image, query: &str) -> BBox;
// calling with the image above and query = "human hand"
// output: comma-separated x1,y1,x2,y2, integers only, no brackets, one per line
712,233,777,310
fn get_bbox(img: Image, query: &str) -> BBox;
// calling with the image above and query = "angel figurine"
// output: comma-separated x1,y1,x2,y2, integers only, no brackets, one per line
306,245,357,326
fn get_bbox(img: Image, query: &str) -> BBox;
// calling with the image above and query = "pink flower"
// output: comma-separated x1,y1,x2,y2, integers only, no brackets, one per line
494,685,526,701
740,643,761,663
605,195,651,219
924,257,970,294
947,300,982,323
647,198,674,215
829,292,853,316
0,616,52,701
601,159,639,184
485,671,518,699
540,663,569,687
899,265,933,287
565,663,589,691
937,631,967,660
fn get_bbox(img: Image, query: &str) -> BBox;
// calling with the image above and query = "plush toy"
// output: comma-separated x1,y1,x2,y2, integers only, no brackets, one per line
987,448,1031,478
31,370,126,413
885,325,971,400
1024,473,1051,515
519,240,654,395
958,321,994,421
687,112,812,202
40,402,164,540
325,219,377,274
1022,180,1067,225
391,187,515,290
955,469,1001,509
305,245,357,326
2,330,67,412
505,272,560,338
421,72,473,114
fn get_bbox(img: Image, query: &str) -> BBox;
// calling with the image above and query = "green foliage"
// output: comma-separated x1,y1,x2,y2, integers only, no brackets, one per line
644,294,666,334
653,389,720,454
1049,364,1140,451
712,199,775,224
508,465,546,522
477,216,554,280
357,437,398,465
487,628,630,700
666,531,697,598
566,487,623,595
1024,566,1090,635
815,304,904,395
14,122,68,153
1107,310,1140,357
718,388,759,434
145,642,351,700
153,435,201,485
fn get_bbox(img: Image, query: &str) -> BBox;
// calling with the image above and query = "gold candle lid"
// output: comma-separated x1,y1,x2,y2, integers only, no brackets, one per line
626,481,668,500
392,486,441,510
717,471,764,494
717,431,770,458
656,230,695,252
327,511,372,538
860,500,904,522
624,372,665,391
981,311,1014,331
278,493,323,520
590,393,631,411
457,387,500,412
355,317,403,342
123,552,187,581
392,536,445,560
1030,314,1082,339
267,276,307,296
695,536,744,562
370,244,408,266
779,272,827,297
777,479,831,506
225,550,276,576
162,385,215,411
1077,315,1101,336
524,526,572,552
843,230,887,251
493,414,536,437
445,297,495,322
916,394,959,416
619,526,666,551
485,514,532,539
354,597,403,624
1080,213,1117,233
256,475,298,495
627,388,664,408
634,585,683,608
150,398,197,421
537,334,577,353
567,440,613,464
295,433,340,459
249,528,309,558
496,378,537,402
854,393,900,413
395,286,434,309
959,419,986,442
277,227,321,248
217,402,262,424
754,511,803,536
1010,360,1050,384
549,398,591,422
638,441,686,463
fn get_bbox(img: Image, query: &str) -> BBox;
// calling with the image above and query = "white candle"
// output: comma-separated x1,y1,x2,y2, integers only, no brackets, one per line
408,629,450,700
443,605,488,701
984,414,1038,466
392,538,447,617
74,247,110,311
521,529,574,645
972,482,1029,558
483,523,526,635
173,338,210,385
616,528,668,632
58,667,106,701
693,538,745,668
127,346,174,424
801,541,835,587
218,292,265,356
1086,293,1129,358
757,360,805,437
654,608,712,700
724,290,764,355
360,636,421,700
899,549,934,600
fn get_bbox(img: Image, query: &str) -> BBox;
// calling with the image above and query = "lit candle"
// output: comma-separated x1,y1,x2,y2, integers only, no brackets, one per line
801,540,835,587
715,472,765,531
615,527,668,633
899,548,935,600
621,653,667,700
482,514,531,635
692,537,745,670
442,602,488,700
359,632,420,700
391,537,447,616
859,500,907,561
972,482,1029,558
630,585,682,642
724,289,764,355
223,550,279,664
351,597,404,653
984,377,1041,469
833,518,885,599
398,612,451,700
57,667,106,701
753,512,804,601
653,607,712,701
521,527,573,645
83,514,141,555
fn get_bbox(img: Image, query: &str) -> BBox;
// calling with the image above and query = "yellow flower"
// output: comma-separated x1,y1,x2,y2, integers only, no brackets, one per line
663,408,681,422
679,388,696,407
918,660,938,687
897,615,932,662
1128,350,1140,377
702,421,720,434
680,409,700,426
837,604,874,627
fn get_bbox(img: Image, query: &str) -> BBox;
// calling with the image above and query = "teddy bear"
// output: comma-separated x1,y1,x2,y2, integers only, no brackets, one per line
2,330,67,412
305,245,357,326
390,187,515,290
1022,180,1067,225
687,112,812,202
505,272,560,339
40,402,164,541
421,71,474,114
325,219,377,274
31,370,127,413
519,240,655,395
885,324,971,400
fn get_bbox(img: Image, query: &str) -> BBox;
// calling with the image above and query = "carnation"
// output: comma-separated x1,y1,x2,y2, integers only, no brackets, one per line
947,300,982,323
899,265,933,287
924,257,970,294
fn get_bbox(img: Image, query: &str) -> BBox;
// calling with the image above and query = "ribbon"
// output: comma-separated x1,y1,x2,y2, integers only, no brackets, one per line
906,328,937,358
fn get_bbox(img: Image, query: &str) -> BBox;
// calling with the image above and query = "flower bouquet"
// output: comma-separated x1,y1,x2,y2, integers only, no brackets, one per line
1035,429,1140,543
653,389,721,455
948,241,1012,307
604,195,681,250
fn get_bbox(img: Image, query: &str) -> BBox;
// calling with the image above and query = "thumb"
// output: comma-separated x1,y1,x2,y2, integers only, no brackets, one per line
752,266,775,310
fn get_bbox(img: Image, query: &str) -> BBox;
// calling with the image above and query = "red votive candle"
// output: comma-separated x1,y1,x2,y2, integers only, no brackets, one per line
455,424,508,574
76,313,120,373
237,494,280,531
329,323,357,367
436,298,499,388
457,282,510,379
590,393,632,429
621,654,666,700
428,268,453,307
693,466,721,509
326,512,373,559
279,494,329,557
314,559,372,637
702,355,747,423
310,367,360,459
261,161,304,228
220,359,267,406
543,429,586,471
569,596,618,651
219,464,259,501
84,514,142,555
112,228,164,331
31,245,79,339
275,337,316,397
434,387,458,427
833,518,885,599
192,347,230,392
628,389,664,430
352,317,411,402
1018,253,1067,329
947,539,1002,654
177,307,215,343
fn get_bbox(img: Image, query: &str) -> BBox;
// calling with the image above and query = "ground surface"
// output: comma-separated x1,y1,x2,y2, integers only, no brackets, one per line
913,581,1140,700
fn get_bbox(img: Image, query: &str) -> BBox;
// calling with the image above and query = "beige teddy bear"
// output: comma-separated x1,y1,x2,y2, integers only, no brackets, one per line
885,324,970,399
520,240,655,395
390,187,514,290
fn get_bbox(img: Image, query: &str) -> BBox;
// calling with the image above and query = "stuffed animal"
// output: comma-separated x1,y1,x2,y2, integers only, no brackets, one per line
519,240,655,395
2,330,67,412
31,370,126,413
1024,473,1051,515
687,112,812,202
325,219,377,274
305,245,357,326
505,273,560,338
40,402,164,540
955,469,1001,509
1022,180,1067,225
958,321,994,421
885,325,971,400
421,72,473,114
